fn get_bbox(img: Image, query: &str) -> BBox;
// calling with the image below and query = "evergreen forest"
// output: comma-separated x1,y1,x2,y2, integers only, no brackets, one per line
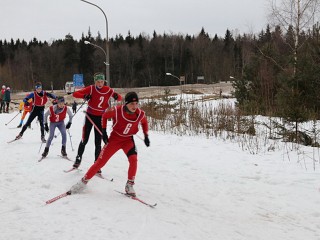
1,24,320,121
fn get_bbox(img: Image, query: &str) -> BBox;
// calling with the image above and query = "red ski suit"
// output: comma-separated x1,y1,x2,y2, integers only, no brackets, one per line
72,84,122,162
84,105,149,181
73,84,121,116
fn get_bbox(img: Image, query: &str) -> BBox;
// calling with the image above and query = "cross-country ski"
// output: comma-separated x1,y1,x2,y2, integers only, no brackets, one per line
38,155,72,162
63,167,82,173
45,191,71,204
38,156,46,162
7,137,22,143
95,172,114,181
115,190,157,208
57,155,72,161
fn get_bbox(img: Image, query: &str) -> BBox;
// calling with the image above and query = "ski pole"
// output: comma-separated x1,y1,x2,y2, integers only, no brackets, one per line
67,129,74,151
84,111,102,135
135,134,150,147
51,130,59,146
38,132,47,154
73,100,87,117
9,101,21,105
54,132,61,138
136,134,144,141
51,129,61,146
5,112,20,126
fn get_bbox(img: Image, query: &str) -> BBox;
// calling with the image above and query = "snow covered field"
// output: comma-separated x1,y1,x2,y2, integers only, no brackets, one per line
1,105,320,240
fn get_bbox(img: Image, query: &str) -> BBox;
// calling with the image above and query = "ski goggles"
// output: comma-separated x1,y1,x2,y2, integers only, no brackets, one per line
35,84,42,89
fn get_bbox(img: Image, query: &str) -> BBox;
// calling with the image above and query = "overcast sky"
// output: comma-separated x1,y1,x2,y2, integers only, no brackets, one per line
1,0,269,42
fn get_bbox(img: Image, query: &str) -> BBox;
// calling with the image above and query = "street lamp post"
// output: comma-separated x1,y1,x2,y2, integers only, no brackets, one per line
166,72,182,95
80,0,110,86
84,40,108,83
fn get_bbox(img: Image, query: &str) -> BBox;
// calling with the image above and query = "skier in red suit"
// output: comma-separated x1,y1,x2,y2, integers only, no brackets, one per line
15,82,56,142
72,72,122,171
70,92,150,197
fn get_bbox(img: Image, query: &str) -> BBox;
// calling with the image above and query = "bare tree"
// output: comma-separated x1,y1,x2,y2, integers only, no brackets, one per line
268,0,320,76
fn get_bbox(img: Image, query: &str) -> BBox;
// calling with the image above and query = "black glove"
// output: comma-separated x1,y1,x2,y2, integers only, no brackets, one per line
24,101,30,106
66,122,72,129
144,135,150,147
44,123,49,132
102,128,108,144
84,94,91,101
19,110,22,113
113,93,119,100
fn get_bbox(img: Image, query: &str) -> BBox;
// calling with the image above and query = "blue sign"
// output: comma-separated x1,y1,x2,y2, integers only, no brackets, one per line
73,74,84,87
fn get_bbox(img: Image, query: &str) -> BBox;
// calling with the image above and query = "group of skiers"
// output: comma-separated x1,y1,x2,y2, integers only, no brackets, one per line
0,85,11,113
10,73,150,197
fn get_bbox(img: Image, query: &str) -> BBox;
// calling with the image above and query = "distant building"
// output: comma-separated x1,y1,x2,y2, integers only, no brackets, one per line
197,76,205,83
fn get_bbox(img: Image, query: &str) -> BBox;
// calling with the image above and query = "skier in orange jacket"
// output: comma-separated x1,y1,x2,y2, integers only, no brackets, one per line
17,95,33,128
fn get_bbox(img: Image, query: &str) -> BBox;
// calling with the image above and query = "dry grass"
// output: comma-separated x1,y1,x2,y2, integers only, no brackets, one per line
9,84,320,167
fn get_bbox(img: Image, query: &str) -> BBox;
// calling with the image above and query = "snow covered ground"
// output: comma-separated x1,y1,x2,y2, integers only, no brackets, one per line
1,105,320,240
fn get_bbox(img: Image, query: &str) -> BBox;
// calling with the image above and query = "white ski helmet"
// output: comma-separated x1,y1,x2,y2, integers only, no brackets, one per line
2,85,5,89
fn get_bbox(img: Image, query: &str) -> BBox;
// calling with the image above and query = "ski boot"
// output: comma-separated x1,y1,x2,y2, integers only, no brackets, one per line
42,147,49,157
125,180,136,197
61,146,67,157
73,155,82,168
15,133,23,140
70,177,88,194
41,135,46,143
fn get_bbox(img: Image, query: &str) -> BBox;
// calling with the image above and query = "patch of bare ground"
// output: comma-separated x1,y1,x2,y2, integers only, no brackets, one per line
9,83,234,111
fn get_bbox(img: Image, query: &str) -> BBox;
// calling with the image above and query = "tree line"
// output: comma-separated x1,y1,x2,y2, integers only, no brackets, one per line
0,23,320,120
0,27,238,89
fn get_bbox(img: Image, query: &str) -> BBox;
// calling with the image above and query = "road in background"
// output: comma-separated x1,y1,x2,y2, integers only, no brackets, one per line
8,83,234,112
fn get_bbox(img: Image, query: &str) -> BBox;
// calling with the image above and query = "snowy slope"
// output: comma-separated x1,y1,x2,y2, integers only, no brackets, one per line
1,108,320,240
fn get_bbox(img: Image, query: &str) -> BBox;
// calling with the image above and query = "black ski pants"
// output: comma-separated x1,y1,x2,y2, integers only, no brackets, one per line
77,113,103,163
20,106,45,137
